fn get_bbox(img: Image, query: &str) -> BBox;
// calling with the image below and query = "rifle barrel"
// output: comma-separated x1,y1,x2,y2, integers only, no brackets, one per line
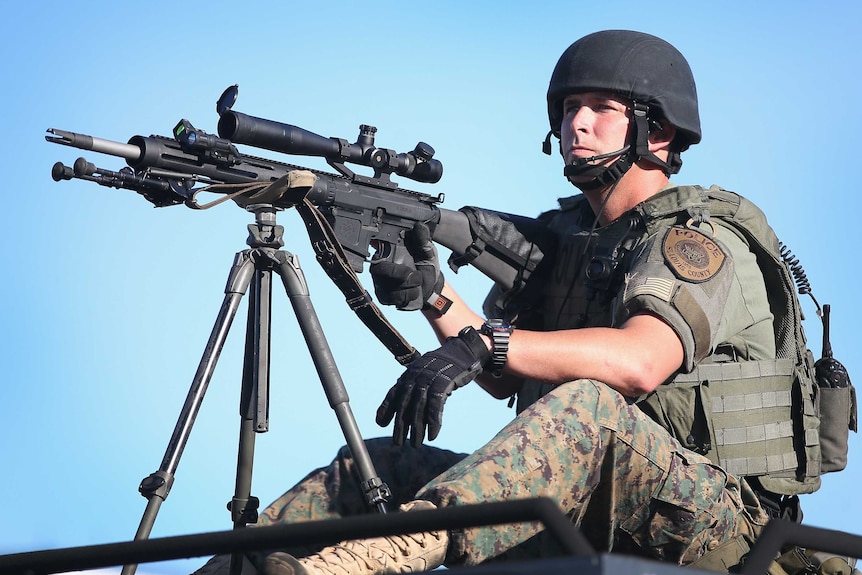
46,129,142,162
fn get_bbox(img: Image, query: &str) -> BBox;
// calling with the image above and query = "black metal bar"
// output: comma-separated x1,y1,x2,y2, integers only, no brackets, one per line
742,520,862,575
0,498,592,574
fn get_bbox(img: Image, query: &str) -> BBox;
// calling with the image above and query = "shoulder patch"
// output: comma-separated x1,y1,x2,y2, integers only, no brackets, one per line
662,226,726,283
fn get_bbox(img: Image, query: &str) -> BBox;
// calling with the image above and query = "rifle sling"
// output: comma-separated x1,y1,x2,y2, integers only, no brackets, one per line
295,198,421,366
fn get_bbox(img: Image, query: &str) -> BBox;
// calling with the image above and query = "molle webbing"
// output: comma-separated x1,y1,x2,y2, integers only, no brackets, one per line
703,189,823,493
674,359,800,478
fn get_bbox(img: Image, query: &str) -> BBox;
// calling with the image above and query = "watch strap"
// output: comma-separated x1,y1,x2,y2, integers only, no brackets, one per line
481,319,513,377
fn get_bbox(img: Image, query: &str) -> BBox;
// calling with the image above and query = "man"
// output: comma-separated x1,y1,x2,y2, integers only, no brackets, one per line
195,29,818,575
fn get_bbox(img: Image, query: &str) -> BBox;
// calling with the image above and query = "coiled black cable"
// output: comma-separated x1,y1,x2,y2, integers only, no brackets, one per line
779,241,821,314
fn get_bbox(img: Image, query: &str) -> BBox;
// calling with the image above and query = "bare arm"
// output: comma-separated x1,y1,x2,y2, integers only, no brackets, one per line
502,313,683,396
423,280,684,398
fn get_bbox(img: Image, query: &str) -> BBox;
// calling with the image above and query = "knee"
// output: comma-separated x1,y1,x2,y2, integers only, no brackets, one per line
523,379,619,426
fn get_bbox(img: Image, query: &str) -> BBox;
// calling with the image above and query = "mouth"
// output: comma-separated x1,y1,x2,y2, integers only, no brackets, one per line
567,147,597,164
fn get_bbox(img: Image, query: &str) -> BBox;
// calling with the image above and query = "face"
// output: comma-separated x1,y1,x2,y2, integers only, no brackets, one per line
559,91,632,169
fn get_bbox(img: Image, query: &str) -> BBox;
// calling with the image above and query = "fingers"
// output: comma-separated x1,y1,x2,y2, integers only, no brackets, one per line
407,383,429,448
377,352,462,448
375,386,398,427
370,261,422,309
376,373,418,446
376,367,435,447
406,222,436,263
370,261,418,288
425,390,447,442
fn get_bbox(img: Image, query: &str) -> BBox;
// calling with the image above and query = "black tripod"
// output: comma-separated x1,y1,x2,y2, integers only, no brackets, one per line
121,204,391,575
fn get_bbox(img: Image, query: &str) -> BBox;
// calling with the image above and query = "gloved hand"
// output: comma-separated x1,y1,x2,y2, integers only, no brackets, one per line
370,222,444,311
376,326,491,447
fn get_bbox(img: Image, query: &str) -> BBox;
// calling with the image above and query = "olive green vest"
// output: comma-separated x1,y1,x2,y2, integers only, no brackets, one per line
638,186,823,495
477,185,850,495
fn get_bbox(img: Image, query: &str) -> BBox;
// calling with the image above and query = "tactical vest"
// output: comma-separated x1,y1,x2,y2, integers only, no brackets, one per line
463,186,854,496
634,186,847,495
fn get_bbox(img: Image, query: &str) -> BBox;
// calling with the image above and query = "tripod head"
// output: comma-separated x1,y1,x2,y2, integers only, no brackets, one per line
244,204,286,250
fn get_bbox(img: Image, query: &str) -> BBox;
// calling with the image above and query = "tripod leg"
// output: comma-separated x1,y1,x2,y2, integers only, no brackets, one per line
272,250,392,513
121,251,256,575
228,263,272,575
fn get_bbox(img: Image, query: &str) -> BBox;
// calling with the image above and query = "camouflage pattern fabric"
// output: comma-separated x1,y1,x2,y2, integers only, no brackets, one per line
193,378,767,574
194,437,465,575
191,440,466,573
419,379,767,567
257,439,465,527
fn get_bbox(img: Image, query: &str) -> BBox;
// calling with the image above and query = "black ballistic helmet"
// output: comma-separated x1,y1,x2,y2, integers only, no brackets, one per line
547,30,701,152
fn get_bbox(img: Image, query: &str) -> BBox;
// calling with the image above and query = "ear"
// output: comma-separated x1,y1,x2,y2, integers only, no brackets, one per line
648,121,676,152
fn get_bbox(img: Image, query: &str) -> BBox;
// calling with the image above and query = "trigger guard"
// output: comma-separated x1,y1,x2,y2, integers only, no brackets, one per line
370,241,392,262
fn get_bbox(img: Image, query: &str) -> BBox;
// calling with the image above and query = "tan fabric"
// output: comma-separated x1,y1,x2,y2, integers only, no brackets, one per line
262,501,447,575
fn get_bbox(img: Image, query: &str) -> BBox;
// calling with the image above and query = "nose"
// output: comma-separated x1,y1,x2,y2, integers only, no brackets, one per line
567,105,593,133
560,105,592,150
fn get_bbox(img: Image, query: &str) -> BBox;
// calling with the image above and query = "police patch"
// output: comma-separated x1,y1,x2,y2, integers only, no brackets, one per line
662,226,726,283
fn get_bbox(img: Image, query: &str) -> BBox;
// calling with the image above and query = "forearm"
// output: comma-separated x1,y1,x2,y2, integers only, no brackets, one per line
426,291,681,397
421,280,483,342
421,280,523,399
502,314,683,396
418,282,682,399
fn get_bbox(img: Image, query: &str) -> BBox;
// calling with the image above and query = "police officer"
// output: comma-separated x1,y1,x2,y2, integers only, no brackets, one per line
195,30,781,575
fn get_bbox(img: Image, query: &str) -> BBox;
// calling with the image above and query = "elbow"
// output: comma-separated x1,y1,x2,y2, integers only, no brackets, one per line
616,365,667,397
619,379,658,398
613,335,682,397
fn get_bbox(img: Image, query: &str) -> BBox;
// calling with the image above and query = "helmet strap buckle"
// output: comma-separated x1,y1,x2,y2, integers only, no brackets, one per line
632,101,681,176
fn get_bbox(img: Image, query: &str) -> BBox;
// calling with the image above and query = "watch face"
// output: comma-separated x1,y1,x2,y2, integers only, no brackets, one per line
483,319,512,334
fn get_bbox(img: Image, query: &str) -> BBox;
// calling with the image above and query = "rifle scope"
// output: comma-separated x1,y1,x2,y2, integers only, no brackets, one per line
217,111,443,184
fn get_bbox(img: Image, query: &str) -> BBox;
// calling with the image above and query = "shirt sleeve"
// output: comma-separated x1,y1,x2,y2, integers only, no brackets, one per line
618,224,736,372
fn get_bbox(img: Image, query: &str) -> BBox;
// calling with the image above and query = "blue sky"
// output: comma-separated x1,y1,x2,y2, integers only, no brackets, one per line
2,1,861,573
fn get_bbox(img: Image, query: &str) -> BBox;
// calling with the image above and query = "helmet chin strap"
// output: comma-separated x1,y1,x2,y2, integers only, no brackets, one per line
563,145,635,192
630,103,680,175
549,102,681,192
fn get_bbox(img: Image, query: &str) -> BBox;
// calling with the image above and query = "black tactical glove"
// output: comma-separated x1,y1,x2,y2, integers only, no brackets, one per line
376,326,491,447
370,222,447,312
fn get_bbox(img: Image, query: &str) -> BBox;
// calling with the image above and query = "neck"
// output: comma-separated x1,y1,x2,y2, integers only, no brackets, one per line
584,167,669,225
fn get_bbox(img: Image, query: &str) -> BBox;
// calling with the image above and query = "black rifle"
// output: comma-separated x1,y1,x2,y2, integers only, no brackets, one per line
46,86,457,574
48,85,445,276
48,85,454,367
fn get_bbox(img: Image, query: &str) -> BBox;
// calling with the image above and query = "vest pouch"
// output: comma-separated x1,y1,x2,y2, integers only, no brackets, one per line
818,384,857,473
650,359,802,481
637,380,717,460
706,360,801,478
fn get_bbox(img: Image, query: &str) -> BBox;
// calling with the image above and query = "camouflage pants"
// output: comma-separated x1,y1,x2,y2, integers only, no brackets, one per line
199,379,767,572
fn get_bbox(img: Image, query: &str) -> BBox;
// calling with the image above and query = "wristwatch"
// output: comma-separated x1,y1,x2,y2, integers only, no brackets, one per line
480,319,513,377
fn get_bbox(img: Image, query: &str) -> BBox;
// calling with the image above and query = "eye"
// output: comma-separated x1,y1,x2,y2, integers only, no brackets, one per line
594,100,622,113
563,102,581,116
